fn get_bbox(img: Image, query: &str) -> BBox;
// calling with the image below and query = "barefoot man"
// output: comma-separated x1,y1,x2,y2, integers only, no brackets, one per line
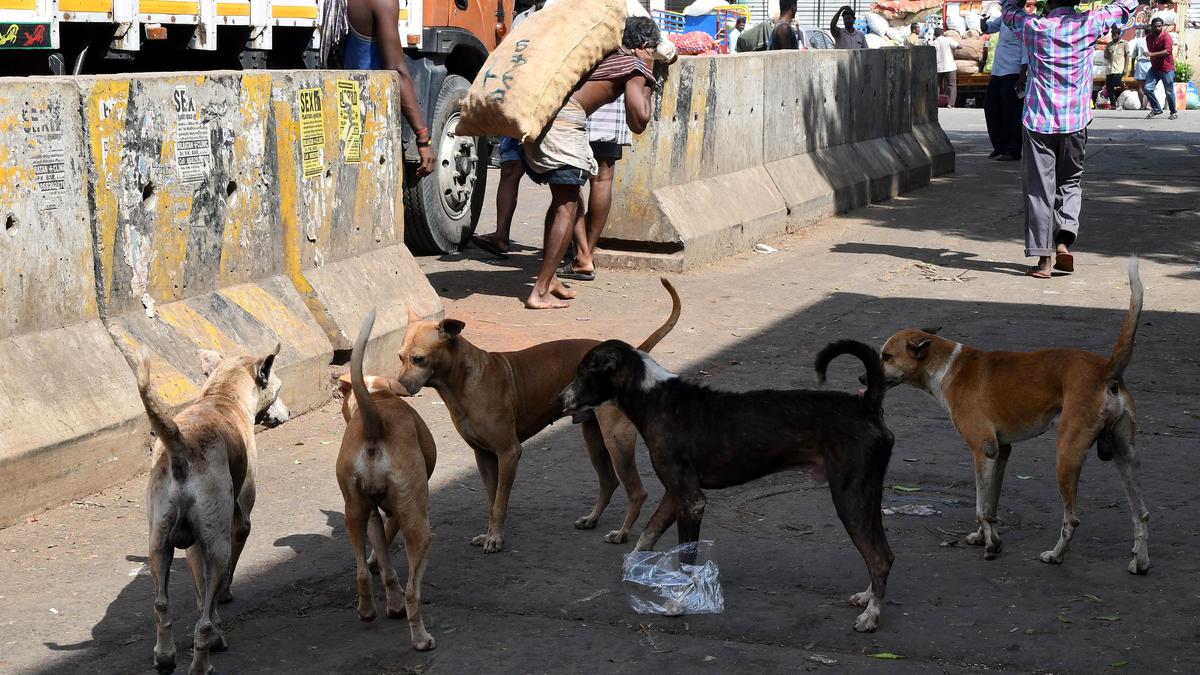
520,16,660,309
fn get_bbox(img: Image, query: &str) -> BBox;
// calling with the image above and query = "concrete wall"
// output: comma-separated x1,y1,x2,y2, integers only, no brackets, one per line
601,47,955,271
0,70,440,527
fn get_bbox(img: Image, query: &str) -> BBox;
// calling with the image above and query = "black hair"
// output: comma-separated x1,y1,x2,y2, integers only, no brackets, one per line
622,16,661,49
780,0,797,13
934,27,944,37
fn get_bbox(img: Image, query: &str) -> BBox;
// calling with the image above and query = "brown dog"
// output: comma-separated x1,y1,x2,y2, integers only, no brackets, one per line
336,310,437,650
878,257,1148,573
136,344,289,674
395,278,681,553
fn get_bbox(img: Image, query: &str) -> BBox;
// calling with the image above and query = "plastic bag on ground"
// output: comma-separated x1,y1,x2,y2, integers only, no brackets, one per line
623,541,724,616
1118,89,1141,110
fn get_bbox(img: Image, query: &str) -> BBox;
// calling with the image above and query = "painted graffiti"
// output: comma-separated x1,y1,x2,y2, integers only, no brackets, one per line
0,23,51,49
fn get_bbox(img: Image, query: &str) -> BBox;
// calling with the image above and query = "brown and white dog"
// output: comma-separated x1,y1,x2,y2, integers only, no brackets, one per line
395,278,681,553
335,310,437,650
877,257,1148,573
136,345,289,674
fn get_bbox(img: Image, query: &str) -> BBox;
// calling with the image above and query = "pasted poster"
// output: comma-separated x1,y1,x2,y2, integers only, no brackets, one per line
173,87,212,185
336,80,362,164
298,87,325,179
22,99,67,211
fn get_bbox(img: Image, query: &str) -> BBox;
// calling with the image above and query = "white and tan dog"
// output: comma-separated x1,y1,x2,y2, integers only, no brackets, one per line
877,257,1149,574
335,310,436,651
136,344,289,674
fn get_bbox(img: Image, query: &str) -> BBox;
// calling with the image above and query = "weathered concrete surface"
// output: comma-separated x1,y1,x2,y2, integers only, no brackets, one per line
600,48,955,271
274,71,444,376
0,79,148,527
2,111,1197,674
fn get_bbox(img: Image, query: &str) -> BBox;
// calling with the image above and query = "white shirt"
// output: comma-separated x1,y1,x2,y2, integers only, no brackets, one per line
934,35,959,73
983,15,1027,77
728,28,741,53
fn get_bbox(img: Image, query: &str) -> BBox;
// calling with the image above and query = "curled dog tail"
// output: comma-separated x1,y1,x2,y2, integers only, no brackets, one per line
351,309,384,441
636,278,682,353
815,340,885,414
135,349,187,478
1105,256,1143,386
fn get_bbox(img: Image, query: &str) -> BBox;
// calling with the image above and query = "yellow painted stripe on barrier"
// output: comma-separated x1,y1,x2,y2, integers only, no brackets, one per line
219,74,271,281
0,0,38,11
156,301,242,355
682,61,709,183
216,2,250,15
353,75,390,246
140,0,200,14
149,75,206,303
87,80,131,308
221,284,327,354
113,332,201,407
59,0,113,12
271,4,317,19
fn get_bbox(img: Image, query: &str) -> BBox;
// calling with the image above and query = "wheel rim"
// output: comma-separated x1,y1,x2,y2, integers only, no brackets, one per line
436,112,478,221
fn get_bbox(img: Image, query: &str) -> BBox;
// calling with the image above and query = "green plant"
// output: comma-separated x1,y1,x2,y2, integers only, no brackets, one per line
1177,62,1193,84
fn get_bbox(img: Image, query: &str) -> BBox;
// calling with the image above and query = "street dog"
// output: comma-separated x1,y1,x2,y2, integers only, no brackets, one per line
335,310,437,651
559,339,896,632
395,278,681,553
136,344,290,674
876,257,1148,573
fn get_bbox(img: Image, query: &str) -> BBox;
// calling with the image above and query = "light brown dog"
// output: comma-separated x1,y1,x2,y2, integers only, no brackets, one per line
336,310,437,650
395,278,681,553
877,257,1148,573
136,344,290,674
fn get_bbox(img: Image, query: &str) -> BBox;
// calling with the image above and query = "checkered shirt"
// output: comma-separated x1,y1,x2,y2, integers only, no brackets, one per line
587,97,632,146
1003,0,1137,134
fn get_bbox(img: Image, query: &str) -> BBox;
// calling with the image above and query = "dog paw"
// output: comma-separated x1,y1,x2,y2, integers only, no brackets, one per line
357,601,377,622
153,648,176,673
965,530,985,546
848,591,872,608
208,633,228,653
216,588,233,605
983,542,1002,560
1038,550,1063,565
573,515,598,530
604,529,629,544
853,609,879,632
481,534,505,553
386,603,407,619
413,635,436,651
1128,557,1150,575
470,533,488,547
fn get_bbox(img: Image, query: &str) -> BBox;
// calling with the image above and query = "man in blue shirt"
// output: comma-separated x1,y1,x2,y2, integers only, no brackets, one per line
983,13,1028,161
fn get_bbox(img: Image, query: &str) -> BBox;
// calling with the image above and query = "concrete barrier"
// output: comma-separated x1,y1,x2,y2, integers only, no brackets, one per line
0,70,442,526
0,79,149,527
599,47,955,271
272,71,443,376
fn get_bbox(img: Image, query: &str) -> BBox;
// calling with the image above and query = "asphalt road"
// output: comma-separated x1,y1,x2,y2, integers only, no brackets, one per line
1,110,1198,675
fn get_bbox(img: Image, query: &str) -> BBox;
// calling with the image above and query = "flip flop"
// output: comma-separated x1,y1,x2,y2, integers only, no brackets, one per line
470,234,509,259
556,261,595,282
1054,253,1074,273
1027,267,1052,279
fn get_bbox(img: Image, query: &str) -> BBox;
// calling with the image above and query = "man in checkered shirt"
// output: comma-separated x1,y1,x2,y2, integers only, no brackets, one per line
1002,0,1144,278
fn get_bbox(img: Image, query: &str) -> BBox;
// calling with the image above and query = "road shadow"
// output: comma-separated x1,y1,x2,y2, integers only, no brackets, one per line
829,242,1030,277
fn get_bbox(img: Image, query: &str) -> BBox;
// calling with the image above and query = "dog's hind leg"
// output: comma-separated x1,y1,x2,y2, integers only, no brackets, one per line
367,509,406,619
219,498,253,604
149,534,176,673
1108,409,1150,574
189,538,230,675
344,501,377,621
831,465,893,632
367,515,401,574
634,493,677,552
397,493,436,651
574,416,619,531
1040,418,1092,565
598,409,646,544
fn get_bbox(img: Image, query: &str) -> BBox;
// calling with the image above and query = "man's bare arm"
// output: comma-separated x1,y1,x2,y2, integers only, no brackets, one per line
624,73,654,134
372,0,434,175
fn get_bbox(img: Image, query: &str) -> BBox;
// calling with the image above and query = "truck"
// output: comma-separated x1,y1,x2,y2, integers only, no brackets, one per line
0,0,515,253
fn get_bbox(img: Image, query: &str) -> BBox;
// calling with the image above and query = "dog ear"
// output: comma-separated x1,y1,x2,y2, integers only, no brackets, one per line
907,337,932,359
197,349,223,376
921,326,942,335
406,304,422,325
256,344,280,386
439,319,465,340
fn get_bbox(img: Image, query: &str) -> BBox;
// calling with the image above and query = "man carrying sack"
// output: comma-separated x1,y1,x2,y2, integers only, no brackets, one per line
520,17,661,309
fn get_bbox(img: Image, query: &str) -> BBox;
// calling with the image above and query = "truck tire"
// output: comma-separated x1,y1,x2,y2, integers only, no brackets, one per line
404,74,489,255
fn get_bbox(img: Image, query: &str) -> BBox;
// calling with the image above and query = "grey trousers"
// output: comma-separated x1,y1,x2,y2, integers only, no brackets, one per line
1022,127,1087,257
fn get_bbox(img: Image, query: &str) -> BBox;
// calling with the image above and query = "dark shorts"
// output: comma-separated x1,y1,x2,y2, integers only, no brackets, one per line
498,136,523,164
589,141,623,161
526,165,589,186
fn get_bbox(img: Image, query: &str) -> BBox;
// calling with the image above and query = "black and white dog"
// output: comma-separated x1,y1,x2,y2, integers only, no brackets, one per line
559,339,895,631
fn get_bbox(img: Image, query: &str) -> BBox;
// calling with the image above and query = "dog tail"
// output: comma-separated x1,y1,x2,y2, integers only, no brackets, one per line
636,277,682,353
1105,256,1143,385
134,348,187,468
815,340,886,413
351,309,384,440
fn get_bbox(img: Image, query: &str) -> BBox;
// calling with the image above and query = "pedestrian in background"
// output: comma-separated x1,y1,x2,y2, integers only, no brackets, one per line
907,22,923,46
933,28,960,107
1142,17,1177,119
770,0,800,50
1103,26,1128,109
983,13,1028,160
1128,31,1151,109
830,5,867,49
1002,0,1142,278
727,15,746,53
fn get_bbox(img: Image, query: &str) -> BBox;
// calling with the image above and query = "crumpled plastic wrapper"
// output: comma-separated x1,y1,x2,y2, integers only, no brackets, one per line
622,541,724,616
